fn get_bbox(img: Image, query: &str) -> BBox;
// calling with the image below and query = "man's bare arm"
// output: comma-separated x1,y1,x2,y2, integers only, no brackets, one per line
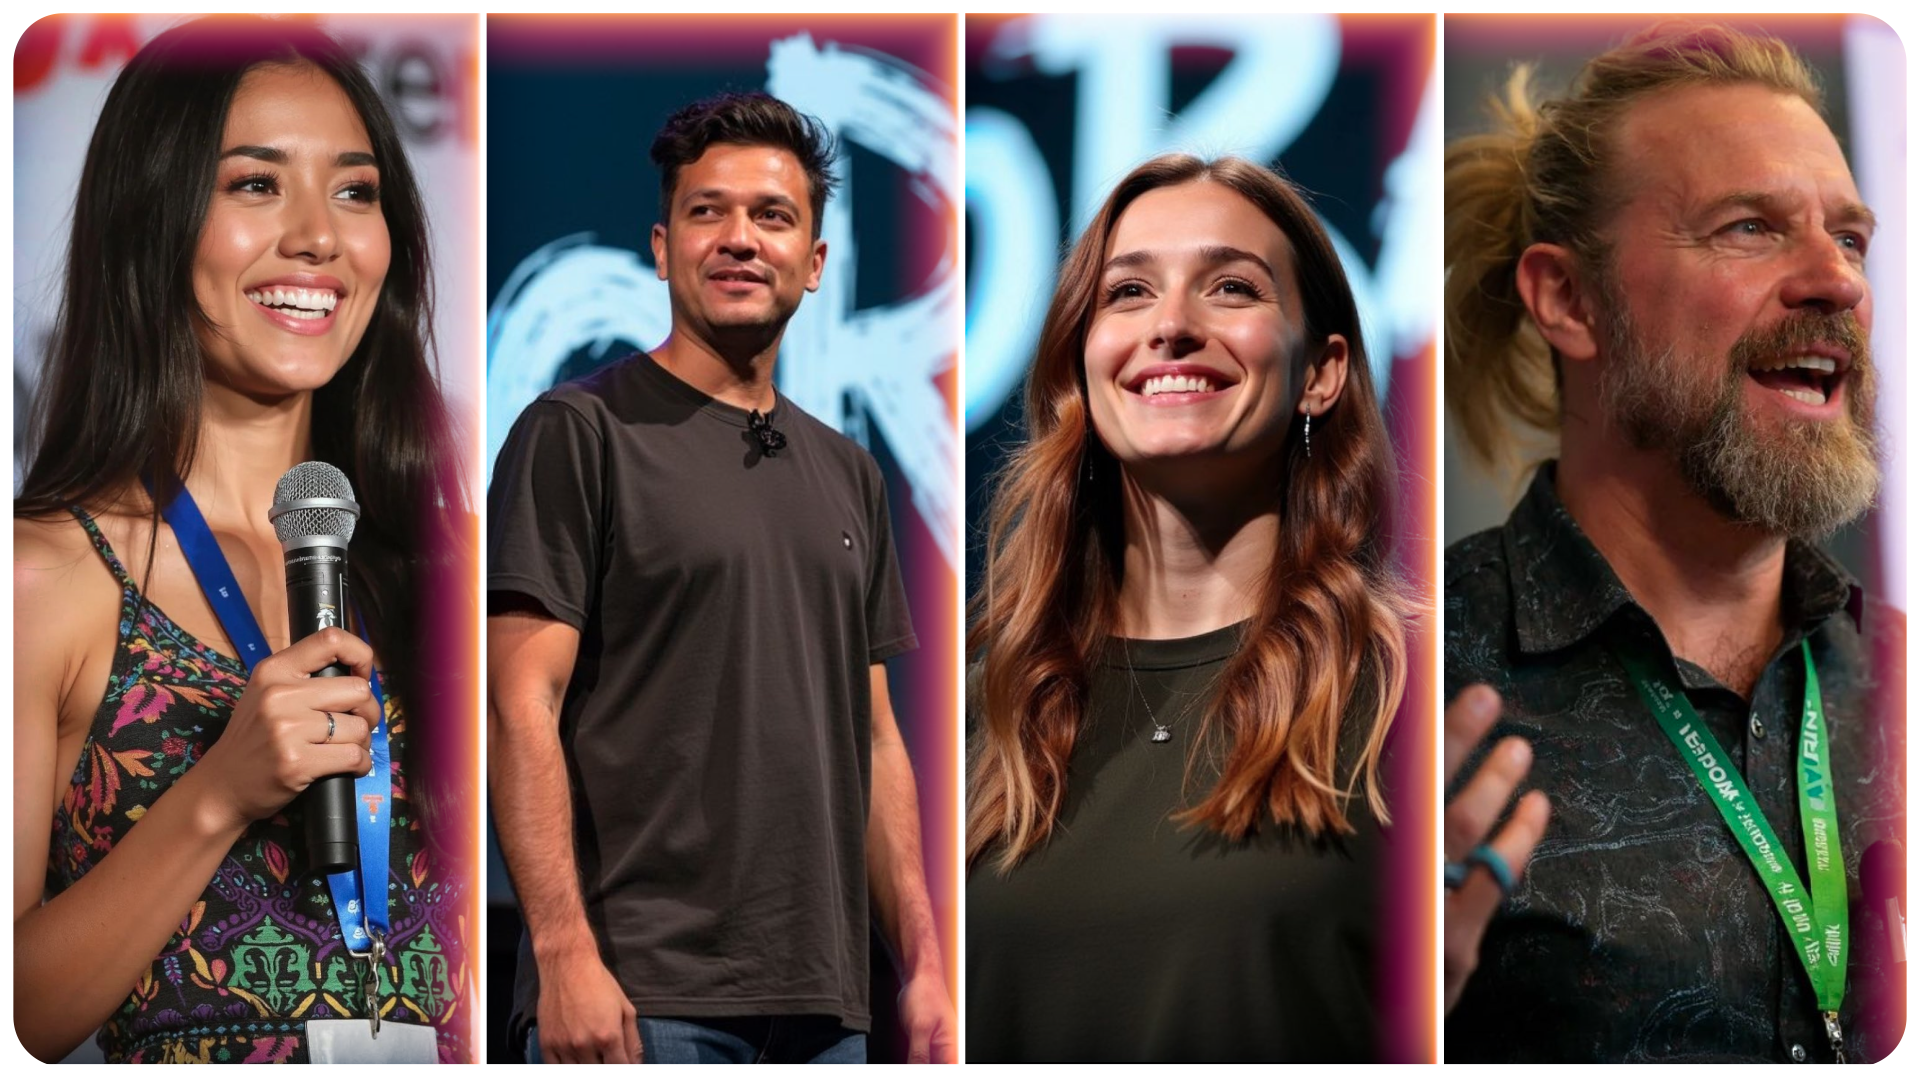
487,607,640,1064
865,664,956,1064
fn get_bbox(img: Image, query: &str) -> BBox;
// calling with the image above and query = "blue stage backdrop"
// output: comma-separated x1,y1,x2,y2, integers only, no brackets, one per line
964,13,1440,587
483,14,960,1064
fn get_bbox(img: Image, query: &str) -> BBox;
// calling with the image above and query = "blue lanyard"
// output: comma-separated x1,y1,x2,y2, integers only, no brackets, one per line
153,479,392,962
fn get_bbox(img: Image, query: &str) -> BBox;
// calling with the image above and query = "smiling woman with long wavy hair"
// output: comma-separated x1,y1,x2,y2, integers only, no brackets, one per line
13,16,472,1063
965,154,1415,1062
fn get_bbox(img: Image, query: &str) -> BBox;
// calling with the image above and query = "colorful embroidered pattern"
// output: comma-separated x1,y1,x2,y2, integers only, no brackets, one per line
45,509,471,1063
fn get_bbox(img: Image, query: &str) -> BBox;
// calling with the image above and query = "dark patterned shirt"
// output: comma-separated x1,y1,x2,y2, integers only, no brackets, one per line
48,509,472,1063
1444,465,1904,1063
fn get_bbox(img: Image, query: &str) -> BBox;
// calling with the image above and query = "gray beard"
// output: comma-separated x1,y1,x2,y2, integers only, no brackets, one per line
1598,307,1881,541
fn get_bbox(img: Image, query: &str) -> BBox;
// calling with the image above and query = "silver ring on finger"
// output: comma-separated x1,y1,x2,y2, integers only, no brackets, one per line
324,711,337,743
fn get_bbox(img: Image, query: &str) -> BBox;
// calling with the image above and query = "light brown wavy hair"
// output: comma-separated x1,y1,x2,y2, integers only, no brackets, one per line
968,155,1415,872
1445,22,1822,472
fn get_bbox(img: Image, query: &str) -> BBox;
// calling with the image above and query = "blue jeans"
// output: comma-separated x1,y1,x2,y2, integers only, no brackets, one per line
526,1016,866,1064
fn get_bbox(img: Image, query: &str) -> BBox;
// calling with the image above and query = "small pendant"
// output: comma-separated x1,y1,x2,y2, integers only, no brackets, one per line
1151,726,1172,743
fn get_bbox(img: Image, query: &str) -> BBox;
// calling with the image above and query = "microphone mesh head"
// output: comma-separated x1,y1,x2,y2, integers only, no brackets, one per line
271,461,359,543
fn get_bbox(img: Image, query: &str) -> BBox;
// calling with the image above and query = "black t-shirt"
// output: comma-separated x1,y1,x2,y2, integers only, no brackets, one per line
967,624,1384,1061
489,352,916,1033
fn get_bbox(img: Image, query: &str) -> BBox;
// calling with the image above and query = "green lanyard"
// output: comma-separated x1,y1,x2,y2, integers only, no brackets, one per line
1616,639,1848,1063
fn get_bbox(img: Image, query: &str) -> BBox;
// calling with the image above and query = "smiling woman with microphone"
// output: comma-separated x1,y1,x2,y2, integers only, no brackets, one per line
13,16,472,1063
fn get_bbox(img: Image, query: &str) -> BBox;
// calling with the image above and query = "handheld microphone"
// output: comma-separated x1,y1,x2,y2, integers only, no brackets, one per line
269,462,362,876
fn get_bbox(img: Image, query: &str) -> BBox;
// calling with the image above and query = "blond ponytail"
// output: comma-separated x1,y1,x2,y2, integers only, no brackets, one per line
1444,66,1561,472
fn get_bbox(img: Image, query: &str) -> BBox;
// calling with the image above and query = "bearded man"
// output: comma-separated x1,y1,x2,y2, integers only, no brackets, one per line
1438,22,1904,1062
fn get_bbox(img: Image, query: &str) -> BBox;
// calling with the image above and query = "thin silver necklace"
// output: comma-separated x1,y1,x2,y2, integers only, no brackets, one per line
1122,639,1183,744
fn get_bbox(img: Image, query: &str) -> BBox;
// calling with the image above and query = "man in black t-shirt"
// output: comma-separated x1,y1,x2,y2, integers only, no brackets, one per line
487,92,955,1065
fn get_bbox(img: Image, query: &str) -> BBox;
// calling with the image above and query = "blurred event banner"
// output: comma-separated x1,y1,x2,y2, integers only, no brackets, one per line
12,13,481,496
483,14,959,1064
963,14,1439,1061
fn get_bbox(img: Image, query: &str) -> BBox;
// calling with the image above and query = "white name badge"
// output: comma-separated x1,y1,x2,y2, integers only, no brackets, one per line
306,1019,438,1064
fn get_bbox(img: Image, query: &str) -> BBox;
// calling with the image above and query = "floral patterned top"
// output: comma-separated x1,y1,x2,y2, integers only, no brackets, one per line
44,508,471,1063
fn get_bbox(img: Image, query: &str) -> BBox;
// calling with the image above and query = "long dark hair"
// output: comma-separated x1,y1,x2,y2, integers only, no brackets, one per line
969,155,1414,870
16,15,471,857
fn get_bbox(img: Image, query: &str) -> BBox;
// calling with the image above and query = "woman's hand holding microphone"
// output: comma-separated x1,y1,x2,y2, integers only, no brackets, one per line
193,626,382,832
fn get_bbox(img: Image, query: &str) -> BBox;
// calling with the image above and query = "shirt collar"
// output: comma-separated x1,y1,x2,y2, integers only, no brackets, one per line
1501,462,1862,656
1782,535,1863,634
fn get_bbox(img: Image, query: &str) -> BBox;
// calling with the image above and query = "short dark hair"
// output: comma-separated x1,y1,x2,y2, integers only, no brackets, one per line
649,91,838,239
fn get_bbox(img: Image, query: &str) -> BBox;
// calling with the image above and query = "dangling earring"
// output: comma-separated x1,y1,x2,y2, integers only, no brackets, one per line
1084,423,1096,484
1304,411,1312,460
